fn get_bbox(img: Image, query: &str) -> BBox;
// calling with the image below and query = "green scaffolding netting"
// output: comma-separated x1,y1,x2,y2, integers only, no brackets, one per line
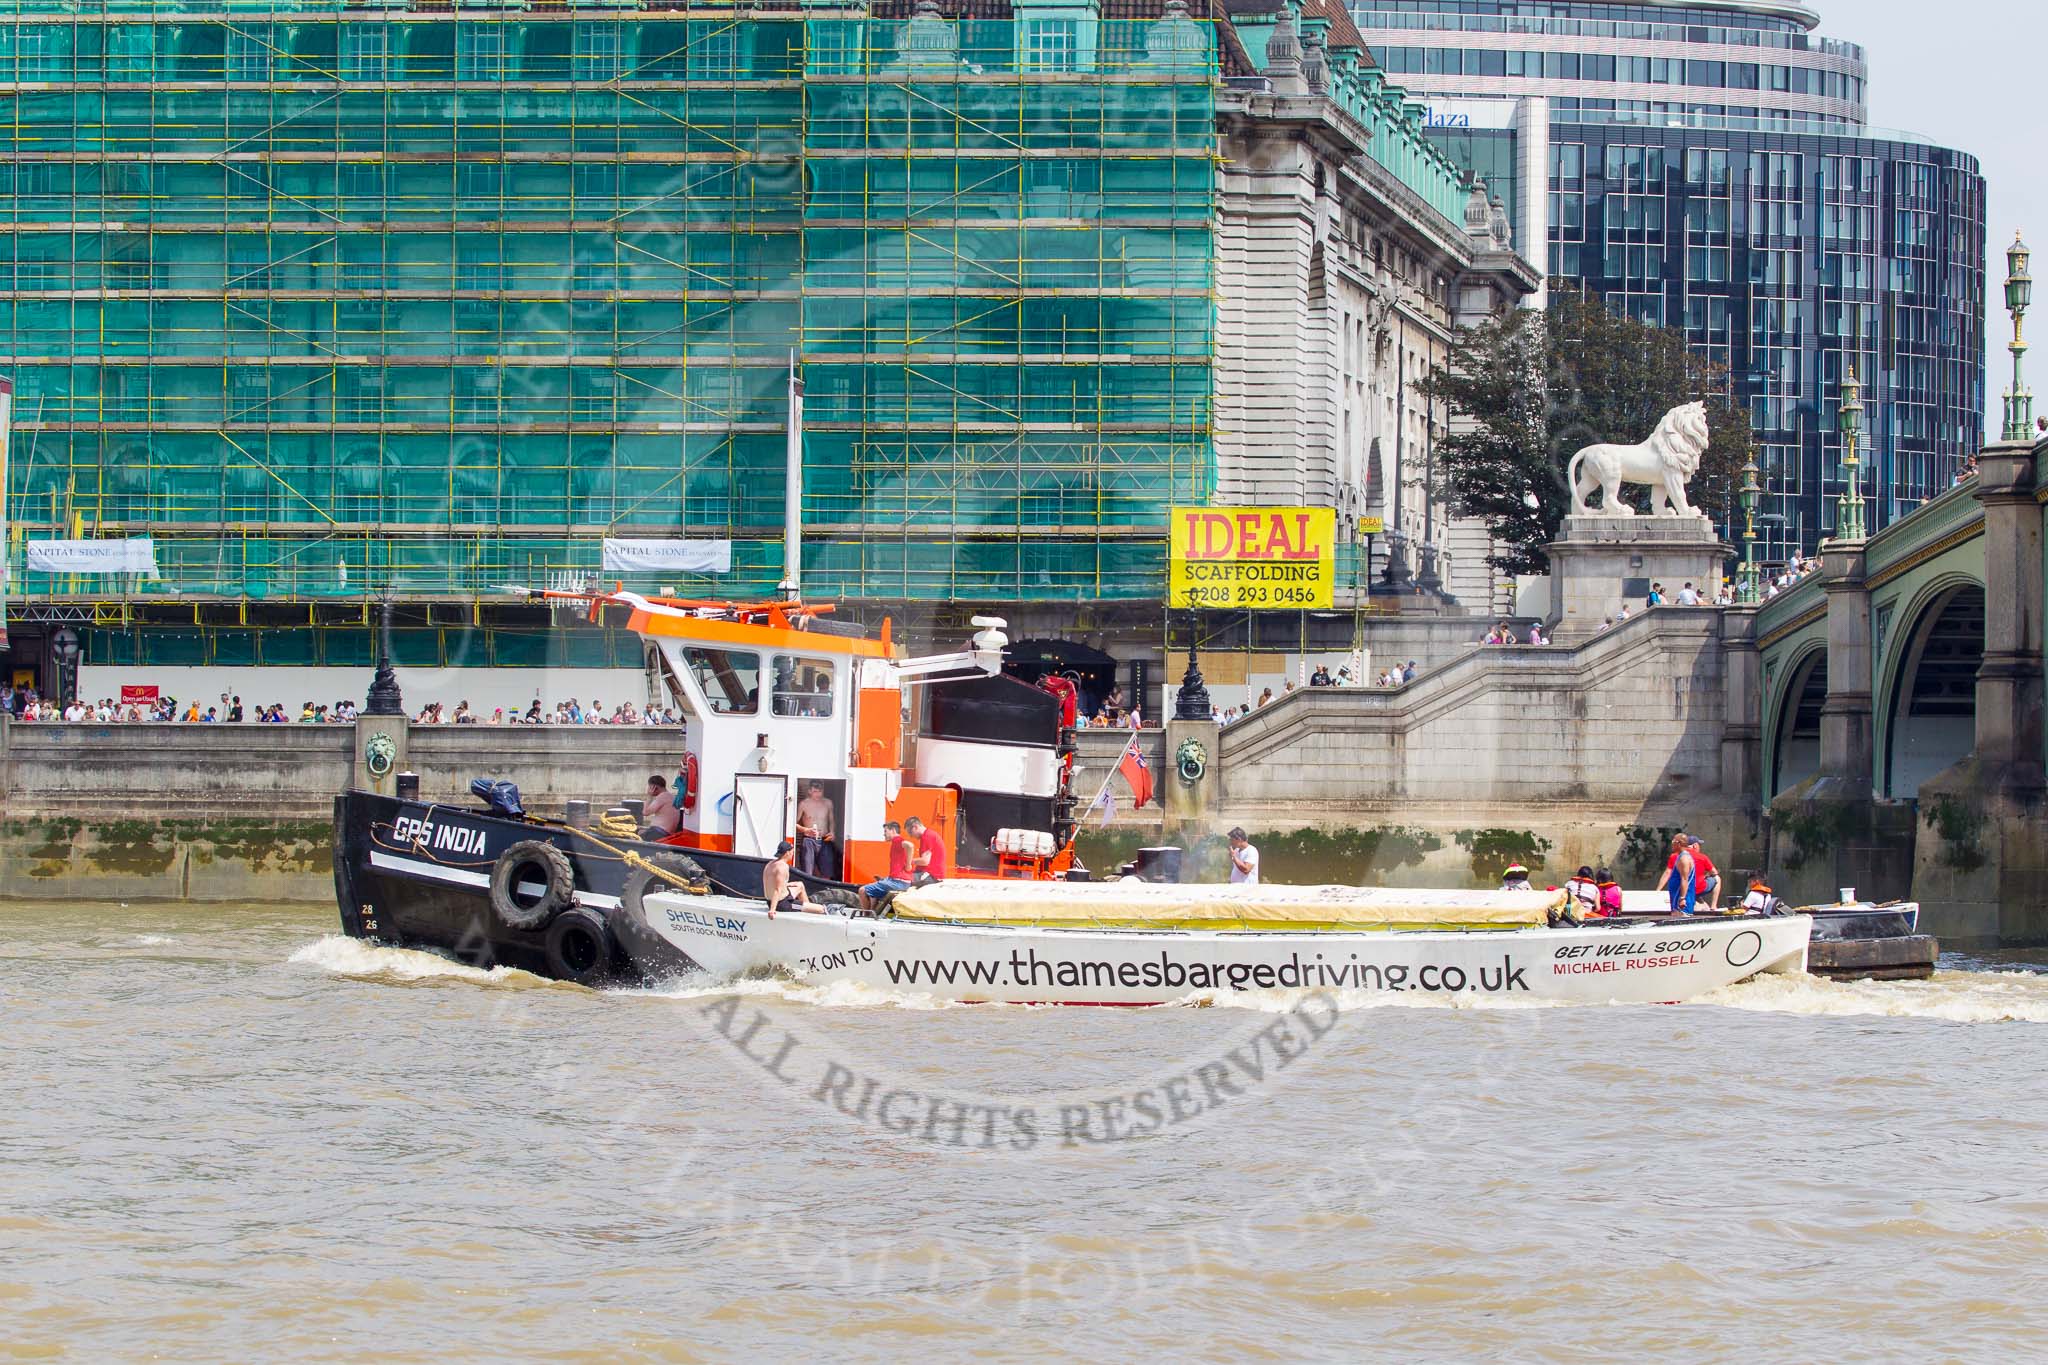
1,8,1219,605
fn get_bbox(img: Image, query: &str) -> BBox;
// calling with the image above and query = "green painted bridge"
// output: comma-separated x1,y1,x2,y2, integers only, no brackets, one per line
1753,437,2046,942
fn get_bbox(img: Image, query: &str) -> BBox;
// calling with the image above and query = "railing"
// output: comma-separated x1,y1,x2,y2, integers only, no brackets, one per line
1352,10,1861,64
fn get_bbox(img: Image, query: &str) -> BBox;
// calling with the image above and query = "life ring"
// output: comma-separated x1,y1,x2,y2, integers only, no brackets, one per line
488,839,575,933
621,850,710,924
679,753,700,811
543,906,615,987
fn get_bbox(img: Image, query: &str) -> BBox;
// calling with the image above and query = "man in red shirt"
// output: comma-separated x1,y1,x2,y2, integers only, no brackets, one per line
859,820,916,912
906,815,948,882
1689,836,1720,910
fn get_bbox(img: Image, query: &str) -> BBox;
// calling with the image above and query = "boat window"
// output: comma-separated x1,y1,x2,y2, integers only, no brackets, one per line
772,655,834,718
682,646,759,715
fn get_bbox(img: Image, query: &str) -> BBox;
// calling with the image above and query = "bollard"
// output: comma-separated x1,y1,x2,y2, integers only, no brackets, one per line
395,771,419,801
623,799,645,822
566,799,591,829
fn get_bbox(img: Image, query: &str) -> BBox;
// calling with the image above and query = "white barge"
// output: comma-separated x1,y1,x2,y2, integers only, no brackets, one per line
632,881,1812,1006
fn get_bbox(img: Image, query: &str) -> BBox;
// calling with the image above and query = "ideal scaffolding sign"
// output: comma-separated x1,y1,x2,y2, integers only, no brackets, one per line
1168,508,1335,609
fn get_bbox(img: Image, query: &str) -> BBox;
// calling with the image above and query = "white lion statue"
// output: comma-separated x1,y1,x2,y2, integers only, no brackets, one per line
1566,402,1711,517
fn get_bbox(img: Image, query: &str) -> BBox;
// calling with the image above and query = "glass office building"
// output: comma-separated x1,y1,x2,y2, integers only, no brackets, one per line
0,0,1219,661
1357,0,1985,558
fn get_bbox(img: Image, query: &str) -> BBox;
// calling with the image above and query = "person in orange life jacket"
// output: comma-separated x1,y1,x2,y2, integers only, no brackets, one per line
860,820,916,912
906,816,948,883
1595,867,1624,917
762,839,811,918
1563,865,1601,916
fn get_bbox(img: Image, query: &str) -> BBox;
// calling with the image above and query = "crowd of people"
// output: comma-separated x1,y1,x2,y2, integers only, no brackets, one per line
1482,620,1548,646
1760,554,1819,599
1081,683,1142,729
1211,661,1417,724
0,682,686,726
416,698,683,726
1498,829,1772,920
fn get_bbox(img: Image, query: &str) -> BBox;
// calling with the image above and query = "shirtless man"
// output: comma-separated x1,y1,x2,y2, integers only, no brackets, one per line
794,781,836,878
761,839,811,918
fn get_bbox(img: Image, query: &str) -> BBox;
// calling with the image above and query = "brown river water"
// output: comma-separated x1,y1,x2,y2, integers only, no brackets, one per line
7,899,2048,1360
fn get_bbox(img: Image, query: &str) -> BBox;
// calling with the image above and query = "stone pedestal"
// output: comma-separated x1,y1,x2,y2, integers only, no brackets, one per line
353,715,408,799
1162,718,1221,832
1545,514,1727,636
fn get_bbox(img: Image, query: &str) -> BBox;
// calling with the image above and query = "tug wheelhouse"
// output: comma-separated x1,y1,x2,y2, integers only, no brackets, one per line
549,589,1079,885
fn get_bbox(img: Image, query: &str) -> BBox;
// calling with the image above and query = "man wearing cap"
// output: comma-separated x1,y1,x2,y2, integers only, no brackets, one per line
761,838,812,918
1689,837,1720,910
1500,863,1533,892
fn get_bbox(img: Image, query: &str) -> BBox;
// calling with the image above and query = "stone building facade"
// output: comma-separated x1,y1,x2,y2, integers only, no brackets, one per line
1212,0,1539,609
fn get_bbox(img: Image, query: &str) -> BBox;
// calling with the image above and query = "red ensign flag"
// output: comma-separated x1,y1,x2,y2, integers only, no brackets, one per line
1118,742,1154,809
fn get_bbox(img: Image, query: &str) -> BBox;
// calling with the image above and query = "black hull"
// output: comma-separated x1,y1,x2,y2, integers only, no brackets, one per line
333,789,853,985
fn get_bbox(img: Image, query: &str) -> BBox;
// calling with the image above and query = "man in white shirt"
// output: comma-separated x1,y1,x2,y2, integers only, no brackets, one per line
1677,582,1701,606
1226,827,1260,884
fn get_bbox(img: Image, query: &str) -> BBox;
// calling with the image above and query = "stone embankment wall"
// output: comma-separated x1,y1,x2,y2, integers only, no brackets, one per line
1218,608,1728,807
1,721,693,902
1,610,1751,902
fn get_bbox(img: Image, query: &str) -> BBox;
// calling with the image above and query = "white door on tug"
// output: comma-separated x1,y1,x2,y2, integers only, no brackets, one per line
732,773,789,858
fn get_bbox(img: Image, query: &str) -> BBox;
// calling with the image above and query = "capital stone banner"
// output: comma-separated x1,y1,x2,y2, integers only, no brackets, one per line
25,537,158,575
600,538,732,575
1168,508,1335,610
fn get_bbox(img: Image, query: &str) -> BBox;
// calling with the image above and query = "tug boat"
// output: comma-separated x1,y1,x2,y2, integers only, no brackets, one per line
624,881,1814,1006
333,591,1088,985
329,590,1924,992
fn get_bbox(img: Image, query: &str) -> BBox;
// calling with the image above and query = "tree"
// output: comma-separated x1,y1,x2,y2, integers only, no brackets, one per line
1417,283,1752,575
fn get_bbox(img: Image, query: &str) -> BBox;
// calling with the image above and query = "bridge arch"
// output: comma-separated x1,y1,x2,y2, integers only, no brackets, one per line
1880,578,1984,797
1768,644,1827,797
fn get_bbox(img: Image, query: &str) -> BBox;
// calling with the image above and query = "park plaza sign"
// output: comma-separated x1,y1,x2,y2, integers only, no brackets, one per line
1168,507,1336,610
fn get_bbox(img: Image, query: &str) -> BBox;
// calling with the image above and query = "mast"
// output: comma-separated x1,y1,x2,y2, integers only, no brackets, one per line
779,350,804,602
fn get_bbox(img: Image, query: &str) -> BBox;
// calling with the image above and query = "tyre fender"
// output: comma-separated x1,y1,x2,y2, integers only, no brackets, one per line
488,839,575,933
543,906,616,987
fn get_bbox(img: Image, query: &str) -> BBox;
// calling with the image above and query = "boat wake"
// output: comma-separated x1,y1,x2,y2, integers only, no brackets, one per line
293,939,2048,1022
637,969,1001,1011
638,965,2048,1021
1702,967,2048,1023
288,935,564,989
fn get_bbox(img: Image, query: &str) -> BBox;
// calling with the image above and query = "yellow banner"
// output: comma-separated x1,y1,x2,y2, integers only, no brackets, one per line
1169,507,1335,610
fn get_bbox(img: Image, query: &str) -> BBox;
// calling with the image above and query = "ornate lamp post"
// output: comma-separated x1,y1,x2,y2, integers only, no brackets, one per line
1834,365,1867,544
2003,230,2033,441
1172,609,1212,720
364,598,405,716
1736,450,1762,604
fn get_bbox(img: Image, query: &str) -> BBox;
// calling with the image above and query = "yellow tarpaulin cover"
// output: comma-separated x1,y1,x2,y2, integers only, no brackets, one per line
890,880,1565,930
